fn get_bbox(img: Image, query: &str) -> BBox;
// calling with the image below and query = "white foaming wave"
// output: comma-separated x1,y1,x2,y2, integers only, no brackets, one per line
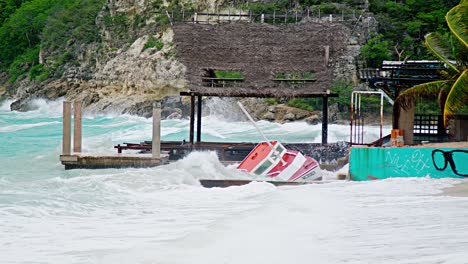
0,100,14,112
161,126,186,137
0,121,61,133
85,116,149,128
159,151,250,181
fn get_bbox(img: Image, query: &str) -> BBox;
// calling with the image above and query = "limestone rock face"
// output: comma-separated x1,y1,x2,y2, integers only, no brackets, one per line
1,0,375,119
5,0,188,115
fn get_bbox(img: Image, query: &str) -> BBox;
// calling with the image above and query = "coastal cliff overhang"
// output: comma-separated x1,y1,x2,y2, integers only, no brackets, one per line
172,22,350,98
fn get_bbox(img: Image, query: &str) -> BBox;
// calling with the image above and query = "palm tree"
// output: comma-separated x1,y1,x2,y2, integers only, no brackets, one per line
395,0,468,127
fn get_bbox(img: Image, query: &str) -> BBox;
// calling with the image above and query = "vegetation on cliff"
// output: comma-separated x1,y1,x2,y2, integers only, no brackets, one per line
0,0,104,83
0,0,460,85
362,0,460,67
0,0,464,122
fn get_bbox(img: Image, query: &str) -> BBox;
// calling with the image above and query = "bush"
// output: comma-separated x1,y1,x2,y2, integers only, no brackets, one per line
287,98,318,111
29,64,50,81
359,34,391,68
144,36,164,51
7,46,40,82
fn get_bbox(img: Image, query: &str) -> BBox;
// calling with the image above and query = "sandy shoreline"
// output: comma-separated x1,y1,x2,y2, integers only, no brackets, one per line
443,180,468,197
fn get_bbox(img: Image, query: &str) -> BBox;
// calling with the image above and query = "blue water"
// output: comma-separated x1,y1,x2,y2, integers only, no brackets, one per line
3,99,467,264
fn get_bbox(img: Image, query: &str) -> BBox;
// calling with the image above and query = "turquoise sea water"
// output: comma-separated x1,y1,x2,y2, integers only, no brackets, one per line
1,99,467,264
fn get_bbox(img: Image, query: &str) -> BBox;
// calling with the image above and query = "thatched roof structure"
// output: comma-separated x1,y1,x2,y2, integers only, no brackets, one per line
172,22,350,98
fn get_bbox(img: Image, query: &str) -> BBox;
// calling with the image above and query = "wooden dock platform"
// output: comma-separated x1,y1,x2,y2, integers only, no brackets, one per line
60,153,170,170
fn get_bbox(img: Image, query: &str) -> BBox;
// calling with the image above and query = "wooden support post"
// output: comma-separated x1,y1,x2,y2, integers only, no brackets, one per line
189,95,195,144
152,101,162,159
62,101,71,155
73,101,82,153
322,95,328,145
196,95,202,142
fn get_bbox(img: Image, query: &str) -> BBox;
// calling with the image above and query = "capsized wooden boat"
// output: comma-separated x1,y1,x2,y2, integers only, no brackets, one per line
237,140,321,182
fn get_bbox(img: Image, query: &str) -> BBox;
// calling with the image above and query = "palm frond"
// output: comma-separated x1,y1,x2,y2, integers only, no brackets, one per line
446,2,468,48
444,70,468,126
395,80,448,110
425,33,458,72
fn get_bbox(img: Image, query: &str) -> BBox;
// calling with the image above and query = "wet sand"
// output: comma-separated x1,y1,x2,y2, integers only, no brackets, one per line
443,180,468,197
416,142,468,196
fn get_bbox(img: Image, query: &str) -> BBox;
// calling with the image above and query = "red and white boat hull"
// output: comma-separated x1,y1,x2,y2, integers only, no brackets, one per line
237,141,321,182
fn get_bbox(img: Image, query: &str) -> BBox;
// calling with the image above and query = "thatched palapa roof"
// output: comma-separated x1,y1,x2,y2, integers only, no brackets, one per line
172,23,350,98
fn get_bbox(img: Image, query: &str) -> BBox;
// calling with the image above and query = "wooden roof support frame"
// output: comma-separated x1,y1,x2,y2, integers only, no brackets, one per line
181,91,338,145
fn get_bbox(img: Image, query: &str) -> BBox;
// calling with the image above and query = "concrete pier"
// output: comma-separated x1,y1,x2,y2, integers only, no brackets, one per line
60,100,168,170
62,101,71,155
73,101,82,153
61,153,170,170
152,101,161,159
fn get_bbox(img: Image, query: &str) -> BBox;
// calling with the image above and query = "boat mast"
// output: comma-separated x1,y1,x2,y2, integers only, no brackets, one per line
237,101,275,151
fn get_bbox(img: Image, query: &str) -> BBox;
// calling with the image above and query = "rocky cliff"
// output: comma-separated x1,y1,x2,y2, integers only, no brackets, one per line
1,0,375,120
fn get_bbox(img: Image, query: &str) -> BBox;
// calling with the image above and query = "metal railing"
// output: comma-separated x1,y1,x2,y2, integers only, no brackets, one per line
162,9,367,25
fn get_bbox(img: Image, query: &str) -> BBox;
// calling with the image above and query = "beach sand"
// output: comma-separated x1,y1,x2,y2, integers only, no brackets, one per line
443,180,468,197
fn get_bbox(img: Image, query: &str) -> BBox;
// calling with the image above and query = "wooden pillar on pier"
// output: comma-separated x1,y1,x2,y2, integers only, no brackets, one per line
189,95,195,144
62,101,72,155
152,101,162,158
322,95,328,145
73,101,82,153
196,95,202,142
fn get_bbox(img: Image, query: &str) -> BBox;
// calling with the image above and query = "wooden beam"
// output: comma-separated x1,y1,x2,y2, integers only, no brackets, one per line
196,95,202,142
322,95,328,145
189,95,195,144
180,91,338,98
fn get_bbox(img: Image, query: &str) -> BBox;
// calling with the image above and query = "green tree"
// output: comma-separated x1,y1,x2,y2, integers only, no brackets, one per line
0,0,30,25
360,34,391,67
395,0,468,127
368,0,459,60
0,0,58,70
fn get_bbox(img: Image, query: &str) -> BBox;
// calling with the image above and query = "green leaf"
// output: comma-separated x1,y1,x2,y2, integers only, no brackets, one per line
425,32,458,72
446,2,468,48
444,70,468,126
395,80,449,110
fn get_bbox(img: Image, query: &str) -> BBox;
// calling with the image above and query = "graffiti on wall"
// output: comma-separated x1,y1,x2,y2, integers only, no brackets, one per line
350,147,468,181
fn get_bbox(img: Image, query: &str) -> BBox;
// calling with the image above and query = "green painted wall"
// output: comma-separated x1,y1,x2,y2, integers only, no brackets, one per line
349,147,467,181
